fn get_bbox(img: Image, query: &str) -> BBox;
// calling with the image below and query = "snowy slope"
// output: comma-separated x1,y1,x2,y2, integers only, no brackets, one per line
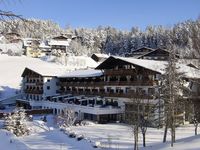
0,54,99,100
0,54,67,100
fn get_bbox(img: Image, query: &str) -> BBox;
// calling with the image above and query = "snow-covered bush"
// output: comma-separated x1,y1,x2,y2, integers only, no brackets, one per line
4,107,29,136
77,135,84,141
68,132,76,138
81,120,96,126
56,108,77,128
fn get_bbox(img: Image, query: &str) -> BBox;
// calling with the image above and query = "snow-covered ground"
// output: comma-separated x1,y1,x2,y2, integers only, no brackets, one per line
71,123,200,150
0,54,98,100
0,115,200,150
0,115,94,150
0,54,67,100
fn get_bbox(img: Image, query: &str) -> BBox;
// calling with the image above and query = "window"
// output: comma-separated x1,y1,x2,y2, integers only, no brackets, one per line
47,79,50,82
47,86,50,90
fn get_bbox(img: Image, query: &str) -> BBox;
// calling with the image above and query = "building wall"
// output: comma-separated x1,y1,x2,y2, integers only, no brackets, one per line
43,77,59,98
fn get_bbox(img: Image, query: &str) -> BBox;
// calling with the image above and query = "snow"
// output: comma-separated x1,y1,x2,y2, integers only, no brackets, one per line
0,115,200,150
39,42,51,49
24,65,68,77
0,55,67,100
0,54,99,100
48,40,70,46
65,55,99,69
70,123,200,150
0,43,23,53
0,115,94,150
59,69,103,78
92,53,109,58
113,56,200,79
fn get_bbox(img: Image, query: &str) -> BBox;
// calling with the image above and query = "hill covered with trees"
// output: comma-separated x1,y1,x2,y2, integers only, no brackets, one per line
0,19,200,58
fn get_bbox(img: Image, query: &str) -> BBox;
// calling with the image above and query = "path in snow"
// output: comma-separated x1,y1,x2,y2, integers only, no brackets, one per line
0,129,30,150
19,129,94,150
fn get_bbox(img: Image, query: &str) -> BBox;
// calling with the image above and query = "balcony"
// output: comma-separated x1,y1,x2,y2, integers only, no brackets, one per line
24,89,43,94
60,81,105,87
58,90,154,99
60,80,158,87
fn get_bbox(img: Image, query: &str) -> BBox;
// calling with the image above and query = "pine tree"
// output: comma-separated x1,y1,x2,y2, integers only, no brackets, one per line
161,47,185,146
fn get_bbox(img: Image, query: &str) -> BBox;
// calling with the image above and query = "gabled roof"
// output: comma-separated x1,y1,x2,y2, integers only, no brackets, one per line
132,47,155,53
5,32,20,37
52,35,70,40
96,56,200,79
21,65,68,77
126,47,155,58
92,53,109,58
138,48,180,59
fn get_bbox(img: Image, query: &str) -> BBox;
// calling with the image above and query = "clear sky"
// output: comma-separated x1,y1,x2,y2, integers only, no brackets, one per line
0,0,200,30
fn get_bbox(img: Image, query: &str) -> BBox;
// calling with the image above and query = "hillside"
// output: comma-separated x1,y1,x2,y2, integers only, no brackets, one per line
0,55,67,100
0,54,98,100
1,19,200,57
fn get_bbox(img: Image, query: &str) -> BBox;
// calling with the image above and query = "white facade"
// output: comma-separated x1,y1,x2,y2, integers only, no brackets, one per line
43,77,59,98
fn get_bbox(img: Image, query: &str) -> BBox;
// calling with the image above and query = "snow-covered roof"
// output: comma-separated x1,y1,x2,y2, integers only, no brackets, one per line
92,53,109,58
58,69,103,78
119,56,200,79
65,55,99,69
39,42,51,49
23,65,68,77
97,56,200,79
48,40,70,46
22,38,40,47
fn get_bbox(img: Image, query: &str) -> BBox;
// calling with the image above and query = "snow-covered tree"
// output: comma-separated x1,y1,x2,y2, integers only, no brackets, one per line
4,107,29,136
56,108,77,128
126,91,156,150
161,47,185,146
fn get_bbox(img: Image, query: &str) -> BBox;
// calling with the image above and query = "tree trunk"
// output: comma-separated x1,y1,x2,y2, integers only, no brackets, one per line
163,121,168,143
143,132,146,147
171,125,174,147
134,126,139,150
195,124,198,135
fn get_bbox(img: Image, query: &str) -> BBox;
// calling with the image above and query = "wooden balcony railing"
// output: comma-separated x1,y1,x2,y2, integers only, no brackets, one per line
24,89,43,94
58,90,154,99
59,80,158,87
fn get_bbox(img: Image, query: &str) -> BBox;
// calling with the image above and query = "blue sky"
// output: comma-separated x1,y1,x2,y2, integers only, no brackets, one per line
0,0,200,30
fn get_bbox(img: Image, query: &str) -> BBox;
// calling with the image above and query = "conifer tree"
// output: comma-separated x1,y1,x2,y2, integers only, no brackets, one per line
161,47,185,146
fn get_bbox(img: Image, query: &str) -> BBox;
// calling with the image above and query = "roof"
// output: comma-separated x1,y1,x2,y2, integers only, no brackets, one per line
137,48,180,59
5,32,20,37
39,42,51,49
92,53,109,58
58,69,103,78
22,64,68,77
48,40,70,46
21,57,100,77
132,47,155,53
52,35,70,40
96,56,200,79
22,38,40,47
